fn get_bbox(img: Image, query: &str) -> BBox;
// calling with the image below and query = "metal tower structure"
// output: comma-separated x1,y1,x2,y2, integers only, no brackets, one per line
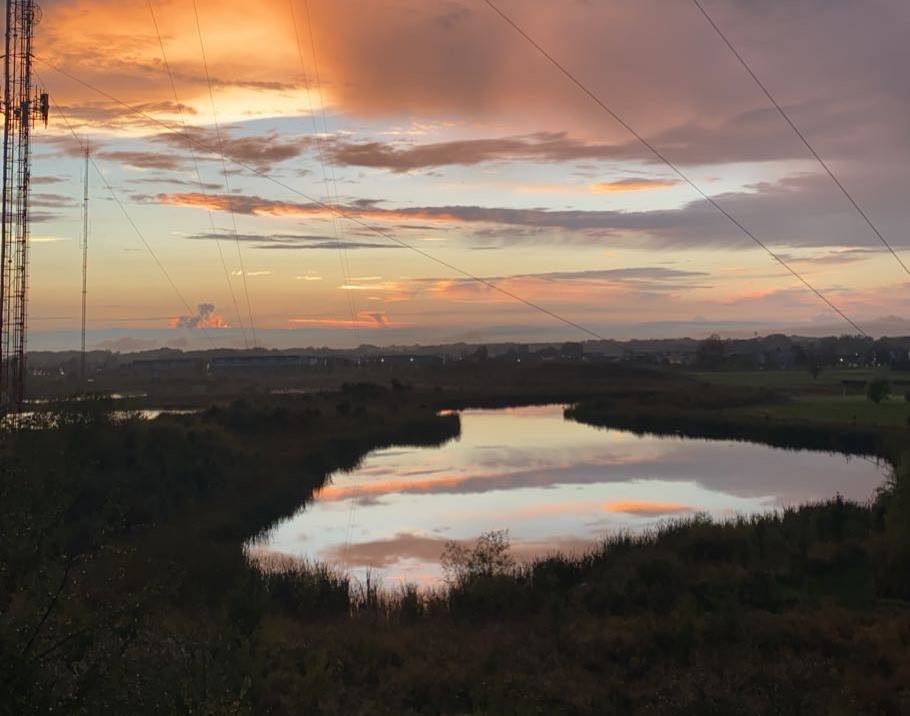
1,0,48,415
80,143,88,384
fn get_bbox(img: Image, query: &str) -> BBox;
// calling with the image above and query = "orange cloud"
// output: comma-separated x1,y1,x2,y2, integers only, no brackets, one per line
156,192,470,227
289,311,392,329
592,178,679,194
169,303,229,329
604,501,693,517
512,500,695,520
36,0,766,160
39,0,315,131
316,474,471,502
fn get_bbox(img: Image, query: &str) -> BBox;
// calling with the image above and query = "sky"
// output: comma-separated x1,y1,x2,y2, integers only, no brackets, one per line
24,0,910,350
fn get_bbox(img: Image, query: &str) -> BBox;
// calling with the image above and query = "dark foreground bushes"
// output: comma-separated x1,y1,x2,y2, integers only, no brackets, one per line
127,479,910,715
171,490,910,715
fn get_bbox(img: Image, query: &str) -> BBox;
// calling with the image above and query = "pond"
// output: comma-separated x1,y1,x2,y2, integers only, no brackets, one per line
248,405,887,587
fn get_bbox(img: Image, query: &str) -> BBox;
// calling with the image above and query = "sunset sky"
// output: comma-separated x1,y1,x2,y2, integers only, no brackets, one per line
26,0,910,350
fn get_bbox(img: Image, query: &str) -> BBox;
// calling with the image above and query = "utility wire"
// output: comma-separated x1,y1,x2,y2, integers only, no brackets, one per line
288,0,361,345
690,0,910,279
481,0,868,337
39,60,610,341
301,0,360,320
304,0,361,346
192,0,258,346
42,84,217,349
147,0,249,348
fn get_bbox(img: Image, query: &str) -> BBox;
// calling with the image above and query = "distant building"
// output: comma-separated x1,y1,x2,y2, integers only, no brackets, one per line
208,355,345,372
129,357,205,377
561,342,584,360
536,347,560,361
365,354,445,367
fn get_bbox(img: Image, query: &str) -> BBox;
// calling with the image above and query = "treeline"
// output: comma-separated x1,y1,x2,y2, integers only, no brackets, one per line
695,333,910,371
566,400,897,461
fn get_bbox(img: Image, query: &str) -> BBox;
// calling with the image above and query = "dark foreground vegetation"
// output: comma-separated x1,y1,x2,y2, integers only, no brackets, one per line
2,364,910,714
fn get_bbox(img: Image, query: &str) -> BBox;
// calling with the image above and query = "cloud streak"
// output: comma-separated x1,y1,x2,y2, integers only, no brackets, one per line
187,230,401,251
158,169,910,252
323,132,629,172
289,311,392,329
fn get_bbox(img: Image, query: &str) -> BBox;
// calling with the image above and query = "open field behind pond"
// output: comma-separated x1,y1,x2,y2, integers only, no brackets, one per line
748,394,910,428
689,368,910,392
686,368,910,430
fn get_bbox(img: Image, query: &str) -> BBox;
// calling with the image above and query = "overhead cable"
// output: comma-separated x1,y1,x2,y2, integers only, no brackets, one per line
481,0,868,337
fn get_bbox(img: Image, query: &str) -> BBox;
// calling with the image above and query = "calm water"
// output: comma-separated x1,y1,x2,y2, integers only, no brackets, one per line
249,405,886,586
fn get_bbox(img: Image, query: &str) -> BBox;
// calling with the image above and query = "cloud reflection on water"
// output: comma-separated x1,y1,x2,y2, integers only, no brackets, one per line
254,406,885,586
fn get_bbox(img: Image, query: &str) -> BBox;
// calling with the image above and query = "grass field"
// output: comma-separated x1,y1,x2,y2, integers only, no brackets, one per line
687,368,910,392
686,369,910,429
747,394,910,428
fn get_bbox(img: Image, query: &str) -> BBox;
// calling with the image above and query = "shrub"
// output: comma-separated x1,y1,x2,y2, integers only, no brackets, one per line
867,378,891,404
695,334,725,369
441,530,514,584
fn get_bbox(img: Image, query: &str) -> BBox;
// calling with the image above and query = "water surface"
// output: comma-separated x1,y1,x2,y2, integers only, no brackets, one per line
250,405,885,586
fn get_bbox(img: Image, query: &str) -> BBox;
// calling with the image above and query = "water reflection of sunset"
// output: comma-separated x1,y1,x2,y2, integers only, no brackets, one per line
251,405,884,586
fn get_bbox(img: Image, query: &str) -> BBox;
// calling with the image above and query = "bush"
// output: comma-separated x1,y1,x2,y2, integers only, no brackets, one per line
696,334,725,369
441,530,514,584
867,378,891,404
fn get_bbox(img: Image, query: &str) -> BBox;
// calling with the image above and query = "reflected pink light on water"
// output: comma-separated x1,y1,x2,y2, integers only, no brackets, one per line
250,406,885,587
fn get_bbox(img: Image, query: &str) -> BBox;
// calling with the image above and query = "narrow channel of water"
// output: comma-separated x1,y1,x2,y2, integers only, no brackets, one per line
249,405,887,586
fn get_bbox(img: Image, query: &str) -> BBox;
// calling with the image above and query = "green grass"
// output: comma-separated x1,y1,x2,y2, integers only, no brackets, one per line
687,368,895,392
750,394,910,428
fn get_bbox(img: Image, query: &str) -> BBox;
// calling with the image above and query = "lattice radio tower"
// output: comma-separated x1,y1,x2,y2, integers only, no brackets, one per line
80,143,87,383
1,0,48,415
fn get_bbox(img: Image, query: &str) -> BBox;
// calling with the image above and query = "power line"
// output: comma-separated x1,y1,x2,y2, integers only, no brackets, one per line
690,0,910,279
43,84,217,349
93,164,216,349
147,0,250,348
288,0,360,345
192,0,258,346
481,0,868,338
300,0,359,308
39,60,611,342
304,0,362,346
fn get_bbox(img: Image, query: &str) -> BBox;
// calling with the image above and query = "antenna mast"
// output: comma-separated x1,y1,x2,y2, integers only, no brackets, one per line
80,143,88,383
1,0,48,415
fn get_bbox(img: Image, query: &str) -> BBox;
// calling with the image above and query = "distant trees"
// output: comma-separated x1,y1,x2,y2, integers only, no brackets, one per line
806,346,823,380
867,378,891,405
560,342,584,360
872,337,904,367
695,334,725,369
471,345,489,362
